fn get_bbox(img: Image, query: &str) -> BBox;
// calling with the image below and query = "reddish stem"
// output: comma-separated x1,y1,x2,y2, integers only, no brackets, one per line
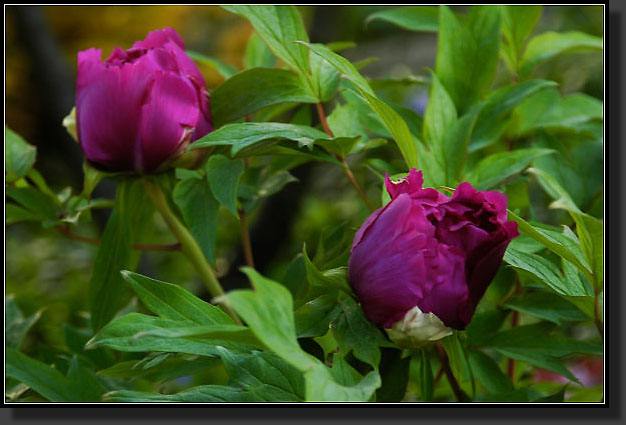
56,225,181,251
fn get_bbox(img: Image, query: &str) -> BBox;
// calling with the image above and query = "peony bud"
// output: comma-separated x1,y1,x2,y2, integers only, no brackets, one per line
75,27,212,173
348,169,519,348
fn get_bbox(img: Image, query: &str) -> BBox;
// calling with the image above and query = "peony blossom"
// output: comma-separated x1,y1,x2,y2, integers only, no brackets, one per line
76,27,212,173
349,169,519,347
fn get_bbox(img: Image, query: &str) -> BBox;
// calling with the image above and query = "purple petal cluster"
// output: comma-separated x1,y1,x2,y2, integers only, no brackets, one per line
76,28,212,172
349,169,519,330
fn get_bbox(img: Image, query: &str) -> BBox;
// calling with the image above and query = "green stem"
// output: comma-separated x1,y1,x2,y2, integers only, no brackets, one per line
143,177,241,324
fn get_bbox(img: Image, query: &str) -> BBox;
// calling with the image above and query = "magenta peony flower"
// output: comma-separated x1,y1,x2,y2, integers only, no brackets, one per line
76,27,212,173
348,169,519,347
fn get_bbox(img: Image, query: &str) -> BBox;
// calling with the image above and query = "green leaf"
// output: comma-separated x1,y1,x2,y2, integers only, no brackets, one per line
527,167,603,289
440,102,485,185
500,6,543,74
441,333,475,399
191,122,328,155
468,350,514,394
6,348,85,402
510,89,603,137
469,79,558,152
331,292,391,370
506,211,594,283
66,356,105,402
120,271,233,325
6,126,37,183
366,6,439,32
5,295,41,350
466,148,554,190
89,178,151,332
295,295,341,338
6,186,58,223
297,41,417,168
186,50,238,79
376,348,410,402
304,364,380,402
222,6,310,78
243,31,277,69
226,268,317,371
105,386,264,402
205,154,245,218
435,5,501,114
217,347,305,401
465,309,510,347
423,72,457,161
173,173,220,265
504,291,589,325
330,353,363,387
5,203,41,225
310,49,341,102
303,247,353,295
520,31,603,78
97,354,218,382
486,322,602,357
132,324,265,350
211,67,317,127
419,349,434,401
86,313,237,356
504,247,582,296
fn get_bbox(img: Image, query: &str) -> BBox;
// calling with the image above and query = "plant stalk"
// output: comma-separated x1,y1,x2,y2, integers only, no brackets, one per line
238,207,255,269
315,102,375,212
142,178,241,324
436,343,464,402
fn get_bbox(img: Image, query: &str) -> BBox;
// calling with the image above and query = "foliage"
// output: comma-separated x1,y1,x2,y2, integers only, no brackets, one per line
6,5,603,403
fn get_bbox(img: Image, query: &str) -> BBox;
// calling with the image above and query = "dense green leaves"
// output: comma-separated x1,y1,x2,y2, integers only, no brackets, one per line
206,155,245,218
504,291,589,325
500,6,543,74
223,6,311,78
187,51,238,79
435,6,501,114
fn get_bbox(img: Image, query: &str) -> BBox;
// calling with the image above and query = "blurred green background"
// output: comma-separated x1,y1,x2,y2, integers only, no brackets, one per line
5,5,603,360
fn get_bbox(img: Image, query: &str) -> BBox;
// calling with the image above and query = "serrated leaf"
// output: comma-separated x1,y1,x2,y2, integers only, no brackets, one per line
6,186,58,222
304,364,380,402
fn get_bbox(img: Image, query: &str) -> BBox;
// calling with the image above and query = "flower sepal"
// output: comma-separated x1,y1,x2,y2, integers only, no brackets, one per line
385,305,453,350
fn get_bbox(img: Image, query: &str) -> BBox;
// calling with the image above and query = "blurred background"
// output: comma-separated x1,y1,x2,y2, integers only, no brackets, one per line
5,5,603,356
